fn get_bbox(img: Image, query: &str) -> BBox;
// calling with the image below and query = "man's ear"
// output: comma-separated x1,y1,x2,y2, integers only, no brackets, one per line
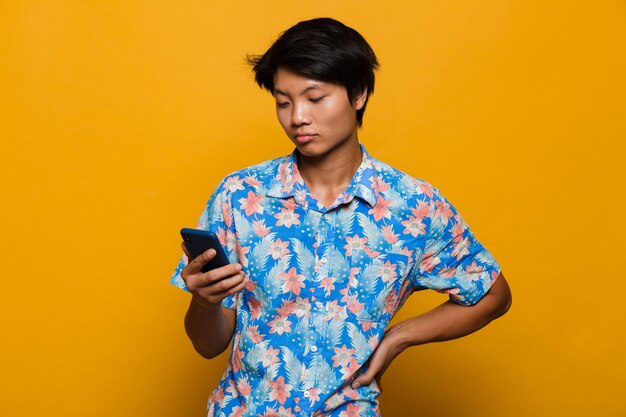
354,88,368,110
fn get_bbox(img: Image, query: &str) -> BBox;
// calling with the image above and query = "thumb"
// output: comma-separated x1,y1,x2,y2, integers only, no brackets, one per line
352,368,376,389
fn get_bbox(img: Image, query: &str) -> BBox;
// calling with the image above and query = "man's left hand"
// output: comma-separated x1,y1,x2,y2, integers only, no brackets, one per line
351,328,406,393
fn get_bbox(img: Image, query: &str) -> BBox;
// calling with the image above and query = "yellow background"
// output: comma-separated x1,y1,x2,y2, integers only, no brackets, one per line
1,1,625,416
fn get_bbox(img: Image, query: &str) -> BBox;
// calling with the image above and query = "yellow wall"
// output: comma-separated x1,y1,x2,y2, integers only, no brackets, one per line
1,1,624,416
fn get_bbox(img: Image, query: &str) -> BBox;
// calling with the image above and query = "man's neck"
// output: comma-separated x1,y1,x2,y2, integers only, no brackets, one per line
296,139,363,208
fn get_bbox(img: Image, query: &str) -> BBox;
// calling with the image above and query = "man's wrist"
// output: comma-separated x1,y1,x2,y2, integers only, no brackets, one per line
385,322,414,353
191,294,222,312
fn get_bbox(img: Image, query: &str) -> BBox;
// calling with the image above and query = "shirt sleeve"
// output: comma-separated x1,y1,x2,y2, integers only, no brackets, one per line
169,177,241,310
408,186,501,306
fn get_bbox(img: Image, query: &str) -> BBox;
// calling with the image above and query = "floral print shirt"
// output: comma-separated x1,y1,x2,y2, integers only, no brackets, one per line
170,144,501,417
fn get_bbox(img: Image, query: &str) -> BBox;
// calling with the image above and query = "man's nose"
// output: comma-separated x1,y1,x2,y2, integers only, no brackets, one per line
291,102,311,126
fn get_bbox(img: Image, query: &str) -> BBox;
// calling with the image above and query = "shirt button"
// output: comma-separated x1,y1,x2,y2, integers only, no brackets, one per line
310,345,318,352
321,257,328,264
315,301,323,309
303,391,310,398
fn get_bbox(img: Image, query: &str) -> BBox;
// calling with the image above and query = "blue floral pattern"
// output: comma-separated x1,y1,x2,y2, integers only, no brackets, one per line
171,144,501,416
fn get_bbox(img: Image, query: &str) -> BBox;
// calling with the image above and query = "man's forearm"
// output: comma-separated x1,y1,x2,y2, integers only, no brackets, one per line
184,296,234,359
389,274,512,350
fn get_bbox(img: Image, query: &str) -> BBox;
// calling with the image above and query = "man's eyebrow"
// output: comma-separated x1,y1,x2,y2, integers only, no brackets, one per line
274,84,324,96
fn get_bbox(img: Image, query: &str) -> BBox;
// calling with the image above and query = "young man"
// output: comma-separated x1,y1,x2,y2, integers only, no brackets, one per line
171,17,511,417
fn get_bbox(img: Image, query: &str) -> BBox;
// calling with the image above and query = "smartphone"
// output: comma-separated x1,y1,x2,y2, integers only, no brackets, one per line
180,228,230,273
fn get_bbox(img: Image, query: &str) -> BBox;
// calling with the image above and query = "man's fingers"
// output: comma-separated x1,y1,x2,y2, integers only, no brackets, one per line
206,271,246,293
200,263,243,286
186,248,216,273
351,368,375,389
212,275,248,298
196,273,248,303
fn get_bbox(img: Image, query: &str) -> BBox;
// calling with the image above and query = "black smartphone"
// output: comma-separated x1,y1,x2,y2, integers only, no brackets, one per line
180,228,230,273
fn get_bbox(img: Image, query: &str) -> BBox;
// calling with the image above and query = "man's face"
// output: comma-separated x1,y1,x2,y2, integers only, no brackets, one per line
273,67,366,158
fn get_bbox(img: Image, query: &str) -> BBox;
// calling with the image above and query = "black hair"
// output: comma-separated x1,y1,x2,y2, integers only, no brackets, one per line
246,17,379,127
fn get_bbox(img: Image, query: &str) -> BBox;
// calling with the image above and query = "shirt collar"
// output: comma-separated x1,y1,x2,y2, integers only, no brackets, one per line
266,143,379,208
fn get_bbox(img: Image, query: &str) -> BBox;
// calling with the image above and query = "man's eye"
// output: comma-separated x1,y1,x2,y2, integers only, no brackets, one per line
276,102,289,108
310,96,325,103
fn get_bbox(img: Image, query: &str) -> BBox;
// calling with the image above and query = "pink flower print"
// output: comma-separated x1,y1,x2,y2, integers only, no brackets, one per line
277,162,290,185
491,270,500,281
225,176,245,192
261,407,278,417
402,215,426,237
248,295,262,319
236,241,250,266
320,276,335,296
323,393,344,412
295,189,308,209
231,405,247,417
270,238,290,260
465,261,484,275
331,345,356,368
385,289,397,314
282,197,297,210
324,300,344,322
280,267,305,295
243,175,261,187
369,197,392,221
268,315,292,335
221,201,233,227
216,228,228,247
276,299,297,317
226,377,237,395
339,287,350,303
224,229,238,253
342,383,359,400
419,251,441,273
212,385,225,402
232,343,245,373
247,325,264,343
345,295,364,315
371,174,390,193
274,208,300,227
245,277,257,292
291,163,303,183
349,267,360,282
451,237,470,261
260,346,280,368
360,320,377,332
439,266,456,278
382,225,398,244
341,358,361,380
278,406,297,417
368,335,378,350
339,403,362,417
236,376,252,396
363,247,381,258
416,181,434,198
344,235,367,256
261,406,295,417
450,214,467,241
307,388,320,402
379,260,398,283
293,297,311,318
400,246,414,258
411,200,431,219
434,199,453,223
269,376,292,405
253,219,270,237
239,191,264,216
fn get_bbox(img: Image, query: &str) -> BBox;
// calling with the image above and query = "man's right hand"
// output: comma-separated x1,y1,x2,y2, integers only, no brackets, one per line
180,242,248,310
